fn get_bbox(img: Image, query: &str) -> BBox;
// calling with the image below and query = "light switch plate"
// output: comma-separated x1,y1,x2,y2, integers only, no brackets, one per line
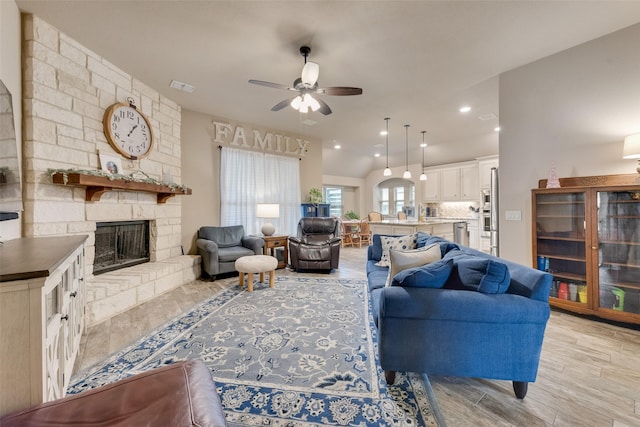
505,210,522,221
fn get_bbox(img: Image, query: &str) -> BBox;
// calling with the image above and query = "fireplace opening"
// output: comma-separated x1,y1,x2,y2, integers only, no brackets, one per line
94,220,150,275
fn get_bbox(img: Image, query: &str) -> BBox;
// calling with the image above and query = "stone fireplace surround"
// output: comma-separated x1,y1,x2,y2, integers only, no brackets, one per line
21,15,200,326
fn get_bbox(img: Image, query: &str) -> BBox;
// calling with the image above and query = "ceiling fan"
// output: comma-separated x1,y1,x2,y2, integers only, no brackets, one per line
249,46,363,115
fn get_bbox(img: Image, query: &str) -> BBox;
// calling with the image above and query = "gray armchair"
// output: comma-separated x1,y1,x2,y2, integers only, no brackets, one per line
196,225,264,279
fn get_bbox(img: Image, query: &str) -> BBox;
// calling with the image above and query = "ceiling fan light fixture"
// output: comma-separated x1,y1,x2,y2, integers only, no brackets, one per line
301,61,320,86
306,94,321,111
290,95,302,110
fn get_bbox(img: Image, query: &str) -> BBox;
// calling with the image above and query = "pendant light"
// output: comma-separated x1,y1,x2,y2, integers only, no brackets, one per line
419,131,427,181
383,117,392,176
402,124,411,179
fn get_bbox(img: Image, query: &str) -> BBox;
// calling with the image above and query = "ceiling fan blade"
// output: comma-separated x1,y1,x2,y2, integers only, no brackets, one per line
301,61,320,86
318,86,363,96
315,97,332,115
271,98,294,111
248,80,291,90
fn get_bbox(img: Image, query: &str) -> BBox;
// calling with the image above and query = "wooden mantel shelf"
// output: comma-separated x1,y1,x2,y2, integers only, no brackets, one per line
51,172,192,203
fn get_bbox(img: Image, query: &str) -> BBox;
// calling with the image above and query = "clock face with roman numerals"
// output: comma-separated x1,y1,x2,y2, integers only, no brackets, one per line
103,102,154,159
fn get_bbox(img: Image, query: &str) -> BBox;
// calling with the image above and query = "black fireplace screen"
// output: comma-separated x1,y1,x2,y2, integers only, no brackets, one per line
94,220,150,275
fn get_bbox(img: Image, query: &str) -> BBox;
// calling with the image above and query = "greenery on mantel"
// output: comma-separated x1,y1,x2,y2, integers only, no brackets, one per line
46,168,190,193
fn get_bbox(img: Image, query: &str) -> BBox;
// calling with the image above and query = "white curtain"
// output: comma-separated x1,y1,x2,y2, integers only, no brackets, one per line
220,147,301,236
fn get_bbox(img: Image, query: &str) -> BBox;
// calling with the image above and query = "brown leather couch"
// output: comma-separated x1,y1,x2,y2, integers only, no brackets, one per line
0,360,227,426
288,217,341,272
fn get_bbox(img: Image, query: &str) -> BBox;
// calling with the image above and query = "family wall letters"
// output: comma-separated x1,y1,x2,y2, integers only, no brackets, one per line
212,120,309,156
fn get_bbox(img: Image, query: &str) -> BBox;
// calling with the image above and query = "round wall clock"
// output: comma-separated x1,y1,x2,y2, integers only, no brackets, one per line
103,98,154,159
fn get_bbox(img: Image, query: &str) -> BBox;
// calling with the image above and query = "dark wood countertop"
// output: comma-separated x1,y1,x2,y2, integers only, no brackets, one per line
0,235,88,283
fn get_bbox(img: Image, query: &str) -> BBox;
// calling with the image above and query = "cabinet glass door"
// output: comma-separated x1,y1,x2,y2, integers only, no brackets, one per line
597,191,640,315
534,191,588,304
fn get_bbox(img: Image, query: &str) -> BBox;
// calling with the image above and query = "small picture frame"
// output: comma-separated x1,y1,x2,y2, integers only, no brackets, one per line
99,153,123,175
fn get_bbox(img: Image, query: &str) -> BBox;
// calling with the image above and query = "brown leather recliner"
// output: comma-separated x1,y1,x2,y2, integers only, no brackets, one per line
288,217,341,272
0,360,227,426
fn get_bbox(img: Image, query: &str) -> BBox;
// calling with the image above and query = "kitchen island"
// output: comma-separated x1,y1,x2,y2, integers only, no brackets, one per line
369,219,459,241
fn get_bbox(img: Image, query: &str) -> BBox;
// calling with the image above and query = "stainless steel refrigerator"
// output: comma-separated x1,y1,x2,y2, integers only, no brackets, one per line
490,167,499,256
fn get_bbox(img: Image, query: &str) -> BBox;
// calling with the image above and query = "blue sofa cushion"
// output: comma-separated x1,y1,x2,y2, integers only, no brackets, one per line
385,243,441,286
455,257,511,294
416,232,460,256
391,258,454,288
375,233,418,267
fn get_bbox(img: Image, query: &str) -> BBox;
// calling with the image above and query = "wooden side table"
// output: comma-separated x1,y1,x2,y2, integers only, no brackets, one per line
262,235,288,269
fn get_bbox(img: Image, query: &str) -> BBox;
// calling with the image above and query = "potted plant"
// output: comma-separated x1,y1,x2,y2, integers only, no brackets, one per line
344,210,359,220
308,187,324,204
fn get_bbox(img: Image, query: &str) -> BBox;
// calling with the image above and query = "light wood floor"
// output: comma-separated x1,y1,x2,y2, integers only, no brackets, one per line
75,247,640,426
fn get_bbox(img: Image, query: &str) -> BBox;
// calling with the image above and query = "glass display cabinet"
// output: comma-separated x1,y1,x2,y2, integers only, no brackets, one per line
532,174,640,325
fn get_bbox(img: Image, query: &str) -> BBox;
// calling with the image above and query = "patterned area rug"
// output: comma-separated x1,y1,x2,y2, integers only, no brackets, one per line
69,277,439,426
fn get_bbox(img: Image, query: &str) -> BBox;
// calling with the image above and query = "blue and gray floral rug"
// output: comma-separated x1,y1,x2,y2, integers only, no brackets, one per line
69,277,439,426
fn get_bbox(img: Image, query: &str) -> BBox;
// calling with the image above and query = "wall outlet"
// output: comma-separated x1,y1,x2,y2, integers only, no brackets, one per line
505,210,522,221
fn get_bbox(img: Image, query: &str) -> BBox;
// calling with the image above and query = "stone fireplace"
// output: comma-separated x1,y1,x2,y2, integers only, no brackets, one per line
20,15,200,326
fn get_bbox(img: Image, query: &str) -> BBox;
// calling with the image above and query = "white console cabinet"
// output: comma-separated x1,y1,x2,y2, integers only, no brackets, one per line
0,235,87,416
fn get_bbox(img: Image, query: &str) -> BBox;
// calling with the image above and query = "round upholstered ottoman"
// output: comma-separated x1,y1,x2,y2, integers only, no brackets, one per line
235,255,278,292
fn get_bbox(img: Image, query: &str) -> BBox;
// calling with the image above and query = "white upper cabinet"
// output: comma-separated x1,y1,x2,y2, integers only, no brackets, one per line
422,162,482,202
478,157,499,189
460,165,479,200
440,168,461,200
422,170,441,201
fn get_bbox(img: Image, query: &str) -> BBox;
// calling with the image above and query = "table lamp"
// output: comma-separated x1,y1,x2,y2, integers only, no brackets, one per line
256,203,280,236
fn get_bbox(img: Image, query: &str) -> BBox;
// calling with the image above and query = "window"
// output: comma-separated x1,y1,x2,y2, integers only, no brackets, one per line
380,188,390,215
220,147,301,235
324,187,343,217
378,179,414,218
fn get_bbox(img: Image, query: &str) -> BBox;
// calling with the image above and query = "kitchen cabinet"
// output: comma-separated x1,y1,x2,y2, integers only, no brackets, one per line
468,219,480,249
461,165,479,199
440,168,460,200
422,163,479,202
422,171,441,201
478,157,499,189
0,235,87,416
532,174,640,325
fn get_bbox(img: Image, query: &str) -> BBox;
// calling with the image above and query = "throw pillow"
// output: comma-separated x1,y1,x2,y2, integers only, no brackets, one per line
375,233,418,267
456,257,511,294
384,243,441,287
391,258,454,288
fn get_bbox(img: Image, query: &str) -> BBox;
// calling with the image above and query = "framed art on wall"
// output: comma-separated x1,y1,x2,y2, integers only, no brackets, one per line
99,152,123,175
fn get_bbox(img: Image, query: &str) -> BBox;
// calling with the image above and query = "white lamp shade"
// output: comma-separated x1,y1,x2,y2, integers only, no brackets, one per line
257,203,279,236
256,203,280,218
403,170,412,179
383,167,392,177
419,173,427,181
623,134,640,159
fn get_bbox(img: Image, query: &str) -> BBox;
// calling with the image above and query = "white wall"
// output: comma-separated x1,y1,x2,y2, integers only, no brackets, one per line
499,23,640,265
0,0,22,241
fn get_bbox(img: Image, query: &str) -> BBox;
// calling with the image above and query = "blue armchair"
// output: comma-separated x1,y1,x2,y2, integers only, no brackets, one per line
196,225,264,279
367,233,552,399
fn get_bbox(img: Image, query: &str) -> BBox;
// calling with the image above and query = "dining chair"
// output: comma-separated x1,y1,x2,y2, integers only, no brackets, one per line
397,211,407,220
358,219,372,246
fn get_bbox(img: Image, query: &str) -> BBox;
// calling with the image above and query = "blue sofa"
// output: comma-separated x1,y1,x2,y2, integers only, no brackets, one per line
367,233,552,399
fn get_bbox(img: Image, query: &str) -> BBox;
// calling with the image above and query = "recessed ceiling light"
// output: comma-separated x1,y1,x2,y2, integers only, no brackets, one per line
334,144,341,149
380,130,388,136
302,119,317,126
169,79,195,93
374,153,381,157
494,126,501,132
459,106,471,113
420,143,427,148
